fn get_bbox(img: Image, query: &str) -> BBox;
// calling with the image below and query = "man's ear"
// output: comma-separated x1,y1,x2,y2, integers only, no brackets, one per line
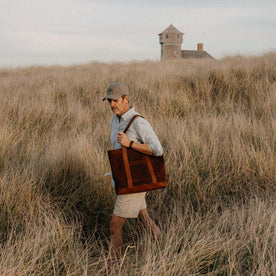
125,95,129,103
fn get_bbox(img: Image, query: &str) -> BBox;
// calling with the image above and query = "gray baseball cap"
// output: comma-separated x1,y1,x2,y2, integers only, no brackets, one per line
102,83,129,101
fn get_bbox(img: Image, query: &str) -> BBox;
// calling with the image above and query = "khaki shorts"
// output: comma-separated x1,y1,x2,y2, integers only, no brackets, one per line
113,192,147,218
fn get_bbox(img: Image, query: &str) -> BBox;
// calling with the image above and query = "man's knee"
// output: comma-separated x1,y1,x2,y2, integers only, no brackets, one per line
110,215,126,235
138,208,151,223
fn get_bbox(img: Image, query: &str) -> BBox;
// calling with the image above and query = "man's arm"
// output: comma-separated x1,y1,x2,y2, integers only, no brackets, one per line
134,118,163,156
117,132,152,155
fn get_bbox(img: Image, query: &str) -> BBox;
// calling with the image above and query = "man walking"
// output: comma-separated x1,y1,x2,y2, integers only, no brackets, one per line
103,83,163,253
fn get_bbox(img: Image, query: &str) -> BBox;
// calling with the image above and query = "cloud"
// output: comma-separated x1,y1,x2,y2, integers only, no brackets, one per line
0,0,275,66
0,0,94,32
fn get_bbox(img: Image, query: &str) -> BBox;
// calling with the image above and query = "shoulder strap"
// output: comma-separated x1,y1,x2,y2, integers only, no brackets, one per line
123,115,144,133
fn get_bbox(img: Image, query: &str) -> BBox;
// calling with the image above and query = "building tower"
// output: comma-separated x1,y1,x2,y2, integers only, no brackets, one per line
159,24,184,60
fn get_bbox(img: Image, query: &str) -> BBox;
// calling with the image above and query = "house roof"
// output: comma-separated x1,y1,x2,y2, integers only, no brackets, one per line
181,50,214,59
159,24,184,35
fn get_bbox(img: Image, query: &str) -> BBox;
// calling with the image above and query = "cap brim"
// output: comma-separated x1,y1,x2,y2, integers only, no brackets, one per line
102,94,122,101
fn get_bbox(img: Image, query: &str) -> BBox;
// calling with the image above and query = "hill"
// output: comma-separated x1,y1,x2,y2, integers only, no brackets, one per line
0,53,275,275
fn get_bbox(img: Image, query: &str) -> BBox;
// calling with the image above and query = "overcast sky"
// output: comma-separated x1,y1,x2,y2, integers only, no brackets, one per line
0,0,275,67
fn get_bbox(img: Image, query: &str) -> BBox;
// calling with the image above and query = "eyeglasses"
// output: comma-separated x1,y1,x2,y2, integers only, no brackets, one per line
108,98,118,104
107,95,127,104
107,97,124,103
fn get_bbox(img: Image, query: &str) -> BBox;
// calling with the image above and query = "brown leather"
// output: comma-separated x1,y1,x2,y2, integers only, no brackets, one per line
108,115,167,195
122,146,133,188
117,181,167,195
145,155,157,183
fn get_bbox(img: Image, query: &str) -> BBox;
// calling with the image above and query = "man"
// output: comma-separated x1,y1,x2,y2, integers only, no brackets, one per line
103,83,163,252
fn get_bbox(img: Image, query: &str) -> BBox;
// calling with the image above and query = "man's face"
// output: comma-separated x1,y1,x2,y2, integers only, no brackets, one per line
108,96,129,116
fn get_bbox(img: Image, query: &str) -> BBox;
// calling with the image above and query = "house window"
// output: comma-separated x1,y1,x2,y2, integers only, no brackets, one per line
166,35,169,39
166,50,170,55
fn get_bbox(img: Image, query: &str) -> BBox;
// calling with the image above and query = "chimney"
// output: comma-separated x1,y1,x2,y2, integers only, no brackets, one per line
197,43,203,51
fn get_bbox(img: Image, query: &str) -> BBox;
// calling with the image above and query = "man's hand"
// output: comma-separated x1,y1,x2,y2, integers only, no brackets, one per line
117,132,153,155
117,132,131,147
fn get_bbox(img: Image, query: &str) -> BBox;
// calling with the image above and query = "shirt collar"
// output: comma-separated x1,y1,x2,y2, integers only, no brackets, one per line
117,106,135,122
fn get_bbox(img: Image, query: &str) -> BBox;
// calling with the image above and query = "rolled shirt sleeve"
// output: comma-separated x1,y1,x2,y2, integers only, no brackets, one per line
133,118,163,156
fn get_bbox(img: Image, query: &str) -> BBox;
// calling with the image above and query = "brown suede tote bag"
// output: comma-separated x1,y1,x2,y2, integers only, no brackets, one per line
108,115,167,195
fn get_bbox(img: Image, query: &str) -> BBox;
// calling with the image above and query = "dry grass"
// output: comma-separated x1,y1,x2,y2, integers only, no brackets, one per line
0,52,275,275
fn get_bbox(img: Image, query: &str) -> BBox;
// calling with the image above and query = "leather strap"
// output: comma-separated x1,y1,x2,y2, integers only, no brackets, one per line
121,115,143,188
122,146,133,188
145,155,157,183
123,115,144,133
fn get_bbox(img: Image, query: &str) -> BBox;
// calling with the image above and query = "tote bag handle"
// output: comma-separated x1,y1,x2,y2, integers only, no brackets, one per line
121,115,143,189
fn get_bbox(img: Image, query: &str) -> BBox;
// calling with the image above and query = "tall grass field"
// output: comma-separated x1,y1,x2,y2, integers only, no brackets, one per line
0,53,275,275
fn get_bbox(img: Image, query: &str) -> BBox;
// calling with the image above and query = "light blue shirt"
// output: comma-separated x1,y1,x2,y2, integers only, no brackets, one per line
110,107,163,156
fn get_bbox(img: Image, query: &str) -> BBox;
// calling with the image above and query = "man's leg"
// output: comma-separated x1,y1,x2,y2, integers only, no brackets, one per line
109,214,126,254
138,208,161,241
